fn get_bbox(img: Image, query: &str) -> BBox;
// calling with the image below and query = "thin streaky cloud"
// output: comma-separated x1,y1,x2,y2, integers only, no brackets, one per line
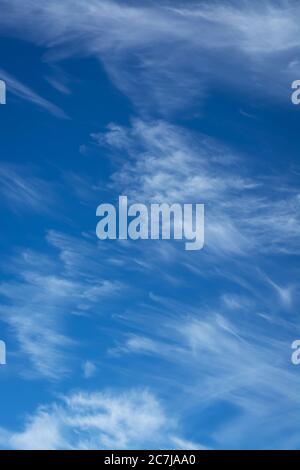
0,1,300,114
0,69,69,118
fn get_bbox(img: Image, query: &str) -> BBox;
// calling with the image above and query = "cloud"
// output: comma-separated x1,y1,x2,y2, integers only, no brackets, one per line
109,334,177,360
93,119,300,257
0,164,59,214
45,65,73,95
0,0,300,114
0,389,175,450
170,436,209,451
0,268,75,380
0,69,68,118
188,2,300,54
0,0,299,450
109,293,300,449
265,276,294,308
0,231,126,379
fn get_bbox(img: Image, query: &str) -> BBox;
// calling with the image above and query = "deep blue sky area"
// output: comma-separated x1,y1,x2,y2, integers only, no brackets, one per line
0,0,299,451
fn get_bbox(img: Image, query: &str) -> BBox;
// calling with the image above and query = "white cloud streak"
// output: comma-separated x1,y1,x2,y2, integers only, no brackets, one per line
0,231,126,379
109,293,300,449
0,389,185,450
0,69,68,118
0,164,59,214
0,1,299,114
93,119,300,257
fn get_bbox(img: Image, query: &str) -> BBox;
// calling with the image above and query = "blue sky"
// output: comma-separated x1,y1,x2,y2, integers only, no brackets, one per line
0,0,300,450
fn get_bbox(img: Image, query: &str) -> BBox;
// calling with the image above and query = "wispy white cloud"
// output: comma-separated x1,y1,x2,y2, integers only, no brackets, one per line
0,389,183,450
170,436,210,451
0,0,299,451
44,65,73,95
265,275,294,308
109,293,300,449
0,164,59,214
93,119,300,257
109,334,182,361
0,267,75,380
0,231,126,379
1,1,299,114
0,69,68,118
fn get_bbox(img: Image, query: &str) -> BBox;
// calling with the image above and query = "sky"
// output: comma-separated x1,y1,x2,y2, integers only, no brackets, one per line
0,0,300,450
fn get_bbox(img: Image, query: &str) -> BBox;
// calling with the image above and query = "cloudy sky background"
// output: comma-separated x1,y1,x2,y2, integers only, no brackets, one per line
0,0,300,449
